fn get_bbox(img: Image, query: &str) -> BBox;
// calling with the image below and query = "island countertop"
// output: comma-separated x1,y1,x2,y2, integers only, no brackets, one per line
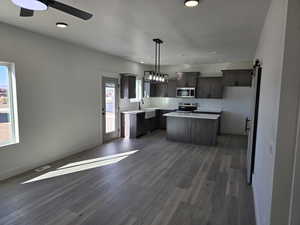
163,112,220,120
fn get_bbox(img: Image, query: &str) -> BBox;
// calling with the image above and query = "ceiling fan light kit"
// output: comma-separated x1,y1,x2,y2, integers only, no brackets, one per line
184,0,199,7
11,0,93,20
12,0,47,10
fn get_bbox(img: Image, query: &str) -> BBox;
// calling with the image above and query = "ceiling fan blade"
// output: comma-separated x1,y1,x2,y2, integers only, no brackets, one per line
20,8,34,17
47,0,93,20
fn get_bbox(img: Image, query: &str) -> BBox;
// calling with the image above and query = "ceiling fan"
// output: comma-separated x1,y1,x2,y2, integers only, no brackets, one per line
11,0,93,20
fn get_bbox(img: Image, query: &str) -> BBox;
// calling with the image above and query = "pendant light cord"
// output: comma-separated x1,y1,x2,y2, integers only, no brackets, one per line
154,42,157,74
158,42,160,74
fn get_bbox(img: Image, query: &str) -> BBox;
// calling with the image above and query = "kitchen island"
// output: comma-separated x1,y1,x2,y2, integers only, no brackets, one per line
164,112,220,146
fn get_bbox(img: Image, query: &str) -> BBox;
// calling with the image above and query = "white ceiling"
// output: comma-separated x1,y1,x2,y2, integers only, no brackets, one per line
0,0,270,65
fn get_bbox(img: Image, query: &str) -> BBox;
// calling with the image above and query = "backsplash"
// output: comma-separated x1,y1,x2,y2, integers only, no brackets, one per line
146,97,223,110
119,98,152,112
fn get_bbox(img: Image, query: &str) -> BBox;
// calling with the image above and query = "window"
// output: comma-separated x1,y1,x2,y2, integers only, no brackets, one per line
0,62,19,147
130,79,142,102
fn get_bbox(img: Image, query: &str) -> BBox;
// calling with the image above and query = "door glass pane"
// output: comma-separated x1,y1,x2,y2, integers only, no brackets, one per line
0,66,13,144
105,83,115,133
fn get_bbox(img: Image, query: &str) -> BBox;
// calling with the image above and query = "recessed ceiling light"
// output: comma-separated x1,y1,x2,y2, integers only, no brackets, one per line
56,22,68,28
140,61,145,64
12,0,47,11
184,0,199,7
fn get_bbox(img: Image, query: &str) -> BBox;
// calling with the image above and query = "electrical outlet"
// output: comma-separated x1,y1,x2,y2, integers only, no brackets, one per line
269,142,274,155
35,165,51,172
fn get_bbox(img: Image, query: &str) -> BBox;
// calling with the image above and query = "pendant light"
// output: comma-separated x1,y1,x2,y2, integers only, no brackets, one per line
153,38,164,82
149,72,153,80
144,38,168,82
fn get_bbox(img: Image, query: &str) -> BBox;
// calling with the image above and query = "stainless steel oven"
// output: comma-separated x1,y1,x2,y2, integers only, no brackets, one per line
176,87,195,98
177,103,198,112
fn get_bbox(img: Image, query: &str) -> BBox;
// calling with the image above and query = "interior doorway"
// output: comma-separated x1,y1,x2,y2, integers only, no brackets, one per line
102,77,119,143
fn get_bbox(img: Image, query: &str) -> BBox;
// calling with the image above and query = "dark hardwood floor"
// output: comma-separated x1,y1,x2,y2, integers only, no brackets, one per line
0,131,256,225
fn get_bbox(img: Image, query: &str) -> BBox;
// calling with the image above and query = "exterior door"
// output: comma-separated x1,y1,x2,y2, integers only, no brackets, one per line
246,60,262,184
102,77,119,143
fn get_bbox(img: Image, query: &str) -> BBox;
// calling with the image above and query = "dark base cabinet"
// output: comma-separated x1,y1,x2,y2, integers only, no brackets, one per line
122,112,159,138
122,112,146,138
166,117,218,146
145,117,158,132
157,109,176,129
193,111,222,134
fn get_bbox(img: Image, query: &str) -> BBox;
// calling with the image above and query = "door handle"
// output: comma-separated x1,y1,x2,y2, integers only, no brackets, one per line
102,108,105,116
245,117,251,132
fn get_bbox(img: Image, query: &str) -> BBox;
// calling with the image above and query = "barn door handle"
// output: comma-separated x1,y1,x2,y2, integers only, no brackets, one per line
245,117,251,132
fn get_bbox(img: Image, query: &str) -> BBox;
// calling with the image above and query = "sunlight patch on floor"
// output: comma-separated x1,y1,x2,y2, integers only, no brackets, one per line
22,150,140,184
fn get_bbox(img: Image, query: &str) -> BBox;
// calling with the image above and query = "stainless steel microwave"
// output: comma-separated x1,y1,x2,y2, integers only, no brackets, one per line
176,87,196,98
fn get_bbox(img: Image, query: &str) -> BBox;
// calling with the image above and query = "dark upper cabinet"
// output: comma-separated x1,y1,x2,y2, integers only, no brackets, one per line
222,69,252,87
120,74,136,99
136,112,146,136
144,81,158,98
155,83,168,97
167,79,177,97
176,72,199,87
144,82,167,97
196,77,223,98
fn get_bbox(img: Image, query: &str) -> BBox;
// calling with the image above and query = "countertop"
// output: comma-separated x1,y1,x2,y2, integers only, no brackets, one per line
193,107,222,113
122,110,144,114
121,107,222,114
163,112,220,120
122,108,176,114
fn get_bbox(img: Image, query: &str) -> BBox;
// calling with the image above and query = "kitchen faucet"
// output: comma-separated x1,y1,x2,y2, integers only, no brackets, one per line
138,99,144,110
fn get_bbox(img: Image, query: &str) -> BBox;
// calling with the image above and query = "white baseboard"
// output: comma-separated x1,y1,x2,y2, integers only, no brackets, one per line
0,143,100,181
252,179,261,225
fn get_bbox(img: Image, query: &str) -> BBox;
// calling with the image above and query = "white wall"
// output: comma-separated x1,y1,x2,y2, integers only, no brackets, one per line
0,22,146,180
251,0,288,224
269,0,300,223
221,87,252,135
288,1,300,220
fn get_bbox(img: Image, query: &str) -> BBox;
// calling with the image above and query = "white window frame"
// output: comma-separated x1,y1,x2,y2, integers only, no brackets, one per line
0,62,19,147
130,78,142,103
